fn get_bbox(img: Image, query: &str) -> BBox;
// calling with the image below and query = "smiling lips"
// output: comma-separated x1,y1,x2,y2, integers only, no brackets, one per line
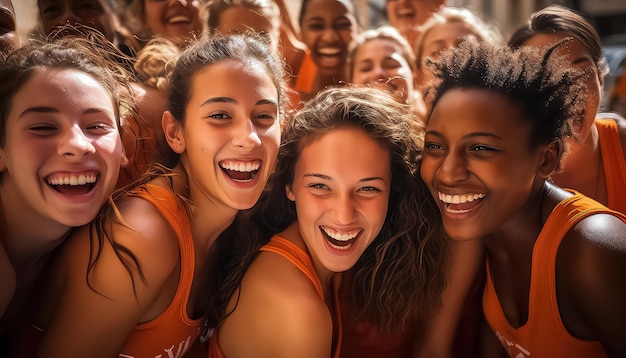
438,191,486,214
220,160,261,183
320,225,361,251
47,171,98,195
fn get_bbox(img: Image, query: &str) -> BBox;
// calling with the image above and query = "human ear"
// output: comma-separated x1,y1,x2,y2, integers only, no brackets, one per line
537,138,562,178
162,111,185,154
285,185,295,201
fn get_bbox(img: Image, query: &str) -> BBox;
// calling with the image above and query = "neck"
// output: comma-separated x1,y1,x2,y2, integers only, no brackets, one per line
0,185,70,272
169,165,239,256
482,180,554,261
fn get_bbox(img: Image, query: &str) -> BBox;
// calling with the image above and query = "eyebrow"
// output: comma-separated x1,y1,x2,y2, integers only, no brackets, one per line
426,130,504,141
304,173,386,182
200,97,278,107
18,107,112,120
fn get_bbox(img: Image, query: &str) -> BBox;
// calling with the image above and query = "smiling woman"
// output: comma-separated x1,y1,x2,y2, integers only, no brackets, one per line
421,39,626,357
11,34,286,358
205,85,447,358
0,33,131,340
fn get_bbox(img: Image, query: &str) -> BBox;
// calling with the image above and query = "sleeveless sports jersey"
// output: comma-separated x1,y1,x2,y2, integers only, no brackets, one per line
484,191,626,357
12,184,203,358
208,235,342,358
118,184,203,357
596,118,626,213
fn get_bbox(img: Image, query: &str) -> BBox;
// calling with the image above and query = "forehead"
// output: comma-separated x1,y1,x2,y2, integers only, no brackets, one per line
423,21,477,45
216,6,274,33
303,0,353,19
189,59,277,100
522,32,592,59
357,38,405,58
430,88,529,134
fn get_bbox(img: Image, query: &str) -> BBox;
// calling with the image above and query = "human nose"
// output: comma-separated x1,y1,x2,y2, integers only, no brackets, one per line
332,193,357,225
321,27,340,43
57,8,81,25
437,151,470,184
231,119,262,150
58,125,96,158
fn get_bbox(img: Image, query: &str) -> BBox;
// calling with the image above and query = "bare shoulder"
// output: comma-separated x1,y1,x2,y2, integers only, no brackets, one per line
559,212,626,278
219,250,332,358
58,193,181,301
557,213,626,349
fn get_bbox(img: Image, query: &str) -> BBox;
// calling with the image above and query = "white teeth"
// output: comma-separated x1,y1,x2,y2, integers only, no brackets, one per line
48,174,97,186
168,15,190,24
318,47,341,56
220,161,260,172
320,226,360,241
438,192,485,204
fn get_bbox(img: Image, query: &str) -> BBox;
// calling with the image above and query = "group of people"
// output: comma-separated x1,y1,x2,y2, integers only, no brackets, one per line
0,0,625,357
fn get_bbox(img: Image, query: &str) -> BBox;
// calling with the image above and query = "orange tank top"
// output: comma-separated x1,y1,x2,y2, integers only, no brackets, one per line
12,184,203,358
119,184,203,357
483,191,626,358
596,118,626,213
208,235,343,358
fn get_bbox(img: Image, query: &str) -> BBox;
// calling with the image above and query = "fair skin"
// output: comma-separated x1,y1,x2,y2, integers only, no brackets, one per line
351,38,415,104
416,21,478,88
37,0,115,39
219,126,391,357
522,33,626,207
0,0,18,54
421,88,626,356
213,5,279,51
300,0,357,79
0,68,126,326
32,59,280,357
143,0,202,48
386,0,445,46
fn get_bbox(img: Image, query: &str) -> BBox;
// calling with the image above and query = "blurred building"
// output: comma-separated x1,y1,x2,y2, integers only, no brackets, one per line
446,0,626,41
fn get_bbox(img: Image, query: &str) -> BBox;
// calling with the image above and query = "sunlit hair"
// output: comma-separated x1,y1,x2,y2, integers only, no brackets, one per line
87,34,286,297
426,40,586,157
347,25,416,79
204,0,280,48
134,36,181,92
0,28,134,146
415,6,503,70
207,86,447,331
508,4,609,78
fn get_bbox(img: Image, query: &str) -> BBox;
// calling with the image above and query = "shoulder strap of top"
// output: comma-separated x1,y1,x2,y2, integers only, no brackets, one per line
260,236,324,298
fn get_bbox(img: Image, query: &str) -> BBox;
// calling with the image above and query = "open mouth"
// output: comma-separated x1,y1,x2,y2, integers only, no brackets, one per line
438,192,486,214
220,160,261,183
397,8,415,19
320,225,362,251
47,172,98,195
168,15,191,25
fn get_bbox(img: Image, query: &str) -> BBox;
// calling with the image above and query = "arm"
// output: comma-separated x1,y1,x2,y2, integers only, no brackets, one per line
218,252,333,358
559,213,626,357
414,238,484,358
36,197,181,358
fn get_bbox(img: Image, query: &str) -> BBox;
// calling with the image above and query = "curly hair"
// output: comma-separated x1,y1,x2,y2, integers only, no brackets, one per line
426,39,586,152
207,86,447,331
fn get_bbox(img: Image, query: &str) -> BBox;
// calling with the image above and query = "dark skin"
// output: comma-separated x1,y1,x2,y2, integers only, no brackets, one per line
422,89,626,357
484,181,626,357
